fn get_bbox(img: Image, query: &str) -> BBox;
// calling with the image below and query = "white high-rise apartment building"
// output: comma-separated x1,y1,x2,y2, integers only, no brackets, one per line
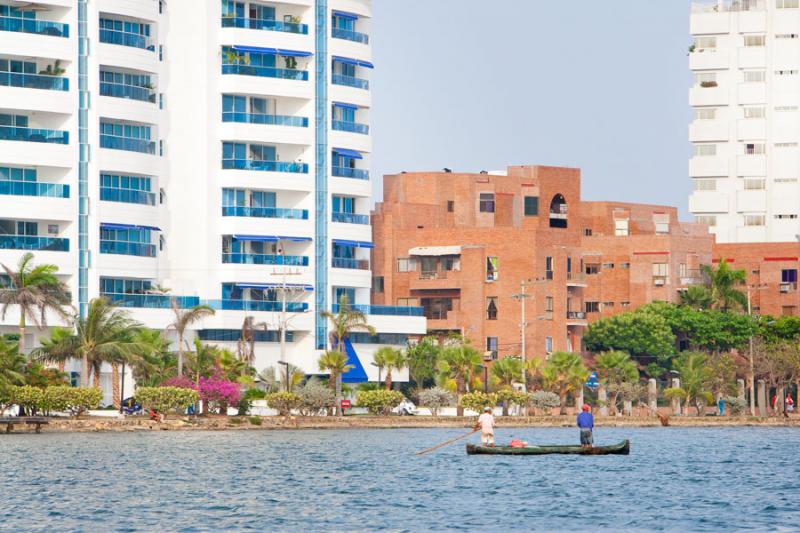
689,0,800,243
0,0,423,401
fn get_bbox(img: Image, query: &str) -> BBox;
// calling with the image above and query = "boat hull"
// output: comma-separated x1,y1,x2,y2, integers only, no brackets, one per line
466,439,630,456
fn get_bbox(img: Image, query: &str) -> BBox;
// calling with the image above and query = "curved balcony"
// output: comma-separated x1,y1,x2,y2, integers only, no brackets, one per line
99,29,154,51
222,253,309,266
332,120,369,134
99,240,156,257
332,27,368,44
222,63,308,81
221,206,308,219
332,304,423,316
332,212,369,224
0,17,69,37
100,187,156,205
100,134,156,154
101,293,200,309
332,166,368,180
0,235,68,251
332,257,369,270
0,180,69,198
100,81,156,103
221,16,308,34
0,126,68,144
0,72,68,91
332,73,368,90
222,159,308,174
204,299,308,312
222,111,308,128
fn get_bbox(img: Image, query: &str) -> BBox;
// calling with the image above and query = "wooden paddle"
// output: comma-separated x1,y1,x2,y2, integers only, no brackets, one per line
415,429,479,455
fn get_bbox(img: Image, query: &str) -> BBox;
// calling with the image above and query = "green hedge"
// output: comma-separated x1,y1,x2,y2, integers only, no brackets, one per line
356,389,405,414
10,385,102,416
135,387,198,419
265,392,302,416
459,391,498,413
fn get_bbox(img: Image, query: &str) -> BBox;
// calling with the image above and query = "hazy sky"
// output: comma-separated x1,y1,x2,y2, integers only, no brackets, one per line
371,0,693,217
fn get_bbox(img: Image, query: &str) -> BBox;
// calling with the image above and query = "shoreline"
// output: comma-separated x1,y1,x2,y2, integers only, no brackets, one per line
5,415,800,433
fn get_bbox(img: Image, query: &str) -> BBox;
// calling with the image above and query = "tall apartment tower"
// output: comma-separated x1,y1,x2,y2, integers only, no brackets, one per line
689,0,800,243
0,0,422,401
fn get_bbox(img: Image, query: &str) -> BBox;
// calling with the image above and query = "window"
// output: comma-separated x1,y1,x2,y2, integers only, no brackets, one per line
585,263,600,275
486,337,498,359
776,33,799,39
479,192,495,213
614,219,629,236
781,269,797,284
584,228,593,236
744,143,765,155
397,297,419,307
486,297,498,320
545,296,553,312
653,263,669,280
620,262,630,269
775,106,799,112
442,256,460,271
603,302,614,309
744,214,765,226
545,336,553,354
486,257,499,281
776,142,798,148
743,70,766,83
545,256,553,279
694,72,717,86
620,301,630,308
693,36,716,49
693,108,717,120
743,35,766,47
397,257,416,272
743,106,765,119
585,302,600,313
695,215,717,226
446,200,454,212
744,178,765,190
775,214,798,219
693,144,716,156
679,263,688,278
656,222,669,235
602,262,614,270
694,179,716,191
524,196,539,216
775,178,798,183
775,70,799,75
372,276,384,293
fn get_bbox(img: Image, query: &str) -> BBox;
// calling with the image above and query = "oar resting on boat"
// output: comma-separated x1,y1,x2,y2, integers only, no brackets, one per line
466,439,630,456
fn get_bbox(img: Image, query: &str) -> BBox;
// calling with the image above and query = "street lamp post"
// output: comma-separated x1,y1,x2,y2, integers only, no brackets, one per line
511,279,531,393
483,365,488,393
277,360,290,391
370,362,382,385
746,283,767,417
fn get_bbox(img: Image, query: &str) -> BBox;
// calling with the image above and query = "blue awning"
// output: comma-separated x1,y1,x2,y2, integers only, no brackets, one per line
232,45,312,57
332,55,374,69
333,239,374,249
233,235,312,243
236,282,314,291
340,338,368,383
333,101,358,110
332,10,359,20
332,147,363,159
101,223,161,231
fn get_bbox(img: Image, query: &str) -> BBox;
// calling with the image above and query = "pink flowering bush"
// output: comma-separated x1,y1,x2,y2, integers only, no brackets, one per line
160,376,197,390
198,375,241,414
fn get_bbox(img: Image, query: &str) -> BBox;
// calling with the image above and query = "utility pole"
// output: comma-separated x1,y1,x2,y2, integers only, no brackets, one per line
512,279,531,393
747,285,756,417
275,244,302,390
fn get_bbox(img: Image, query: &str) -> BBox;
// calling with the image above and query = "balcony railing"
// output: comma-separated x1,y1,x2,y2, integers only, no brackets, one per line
0,180,69,198
332,257,369,270
0,126,68,144
332,166,369,180
100,134,156,154
222,206,308,219
332,27,369,44
566,272,587,283
222,159,308,174
332,73,368,90
100,187,156,206
567,311,587,320
100,81,156,103
0,17,69,37
332,120,369,134
332,212,369,225
0,72,68,91
221,16,308,34
204,299,308,312
222,63,308,81
332,304,423,316
420,270,447,280
99,29,154,51
102,293,200,309
222,253,309,266
222,111,308,127
0,235,68,251
99,240,156,257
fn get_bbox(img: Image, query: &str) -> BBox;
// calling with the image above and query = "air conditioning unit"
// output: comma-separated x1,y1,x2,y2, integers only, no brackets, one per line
654,278,665,286
781,283,792,293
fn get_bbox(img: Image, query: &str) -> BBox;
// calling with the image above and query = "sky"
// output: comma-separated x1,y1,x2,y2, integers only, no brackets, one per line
371,0,694,218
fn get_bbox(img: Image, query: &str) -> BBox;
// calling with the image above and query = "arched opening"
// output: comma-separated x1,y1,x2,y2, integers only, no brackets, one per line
549,194,568,228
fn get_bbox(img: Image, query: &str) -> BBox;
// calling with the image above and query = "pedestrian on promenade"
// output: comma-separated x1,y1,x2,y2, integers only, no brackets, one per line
786,393,794,414
577,404,594,449
771,394,778,414
473,407,495,447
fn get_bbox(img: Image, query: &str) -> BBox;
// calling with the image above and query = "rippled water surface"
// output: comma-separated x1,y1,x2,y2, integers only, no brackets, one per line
1,427,799,532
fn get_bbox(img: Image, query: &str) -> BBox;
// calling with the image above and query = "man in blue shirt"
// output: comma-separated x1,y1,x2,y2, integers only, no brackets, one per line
577,404,594,449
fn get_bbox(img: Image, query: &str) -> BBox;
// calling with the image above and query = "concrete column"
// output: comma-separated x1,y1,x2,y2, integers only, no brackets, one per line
648,379,657,415
623,400,633,416
598,385,608,416
737,379,745,400
777,387,785,415
757,380,767,417
575,389,584,411
671,378,681,416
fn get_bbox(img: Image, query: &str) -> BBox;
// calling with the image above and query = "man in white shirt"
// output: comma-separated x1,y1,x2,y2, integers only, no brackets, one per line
473,406,496,447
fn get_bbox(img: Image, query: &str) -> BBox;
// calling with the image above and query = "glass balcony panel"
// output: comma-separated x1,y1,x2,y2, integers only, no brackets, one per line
332,73,368,90
331,304,423,316
222,64,308,81
100,81,156,103
332,212,369,224
0,72,68,91
332,257,369,270
222,159,308,174
0,235,68,251
100,134,156,154
221,112,308,127
220,16,308,34
100,187,156,205
221,206,308,219
331,120,369,134
99,29,153,51
0,126,68,144
204,299,308,312
0,16,69,37
332,166,369,180
102,293,199,309
99,240,156,257
222,253,309,266
0,180,69,198
331,27,368,44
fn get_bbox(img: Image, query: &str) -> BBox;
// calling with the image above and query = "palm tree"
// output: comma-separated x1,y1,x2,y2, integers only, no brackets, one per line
318,350,353,415
438,342,483,416
32,298,143,387
236,316,267,368
129,329,175,387
700,260,747,312
542,352,590,415
492,357,524,389
679,285,714,310
321,294,376,355
166,299,215,376
373,346,408,390
0,337,25,406
525,357,544,390
593,351,638,414
406,336,441,389
0,253,71,356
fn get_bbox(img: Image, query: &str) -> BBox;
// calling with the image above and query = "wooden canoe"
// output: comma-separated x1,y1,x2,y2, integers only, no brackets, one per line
466,439,630,456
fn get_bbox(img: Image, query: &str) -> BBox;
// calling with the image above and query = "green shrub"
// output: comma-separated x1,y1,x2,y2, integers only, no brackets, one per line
265,391,302,416
356,389,405,414
459,391,498,413
299,378,336,416
12,386,44,415
528,391,560,414
228,417,243,425
135,386,198,419
417,387,453,416
495,389,529,410
11,385,102,416
663,387,685,401
248,415,262,425
721,396,747,415
243,388,266,400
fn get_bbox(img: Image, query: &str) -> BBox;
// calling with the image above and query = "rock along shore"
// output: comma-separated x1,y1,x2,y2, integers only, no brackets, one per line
5,414,800,434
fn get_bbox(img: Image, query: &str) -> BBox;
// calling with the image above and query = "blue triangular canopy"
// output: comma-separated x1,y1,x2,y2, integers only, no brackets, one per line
336,338,368,383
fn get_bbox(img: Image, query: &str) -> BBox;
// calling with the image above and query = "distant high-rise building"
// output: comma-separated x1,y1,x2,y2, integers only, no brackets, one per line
689,0,800,243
